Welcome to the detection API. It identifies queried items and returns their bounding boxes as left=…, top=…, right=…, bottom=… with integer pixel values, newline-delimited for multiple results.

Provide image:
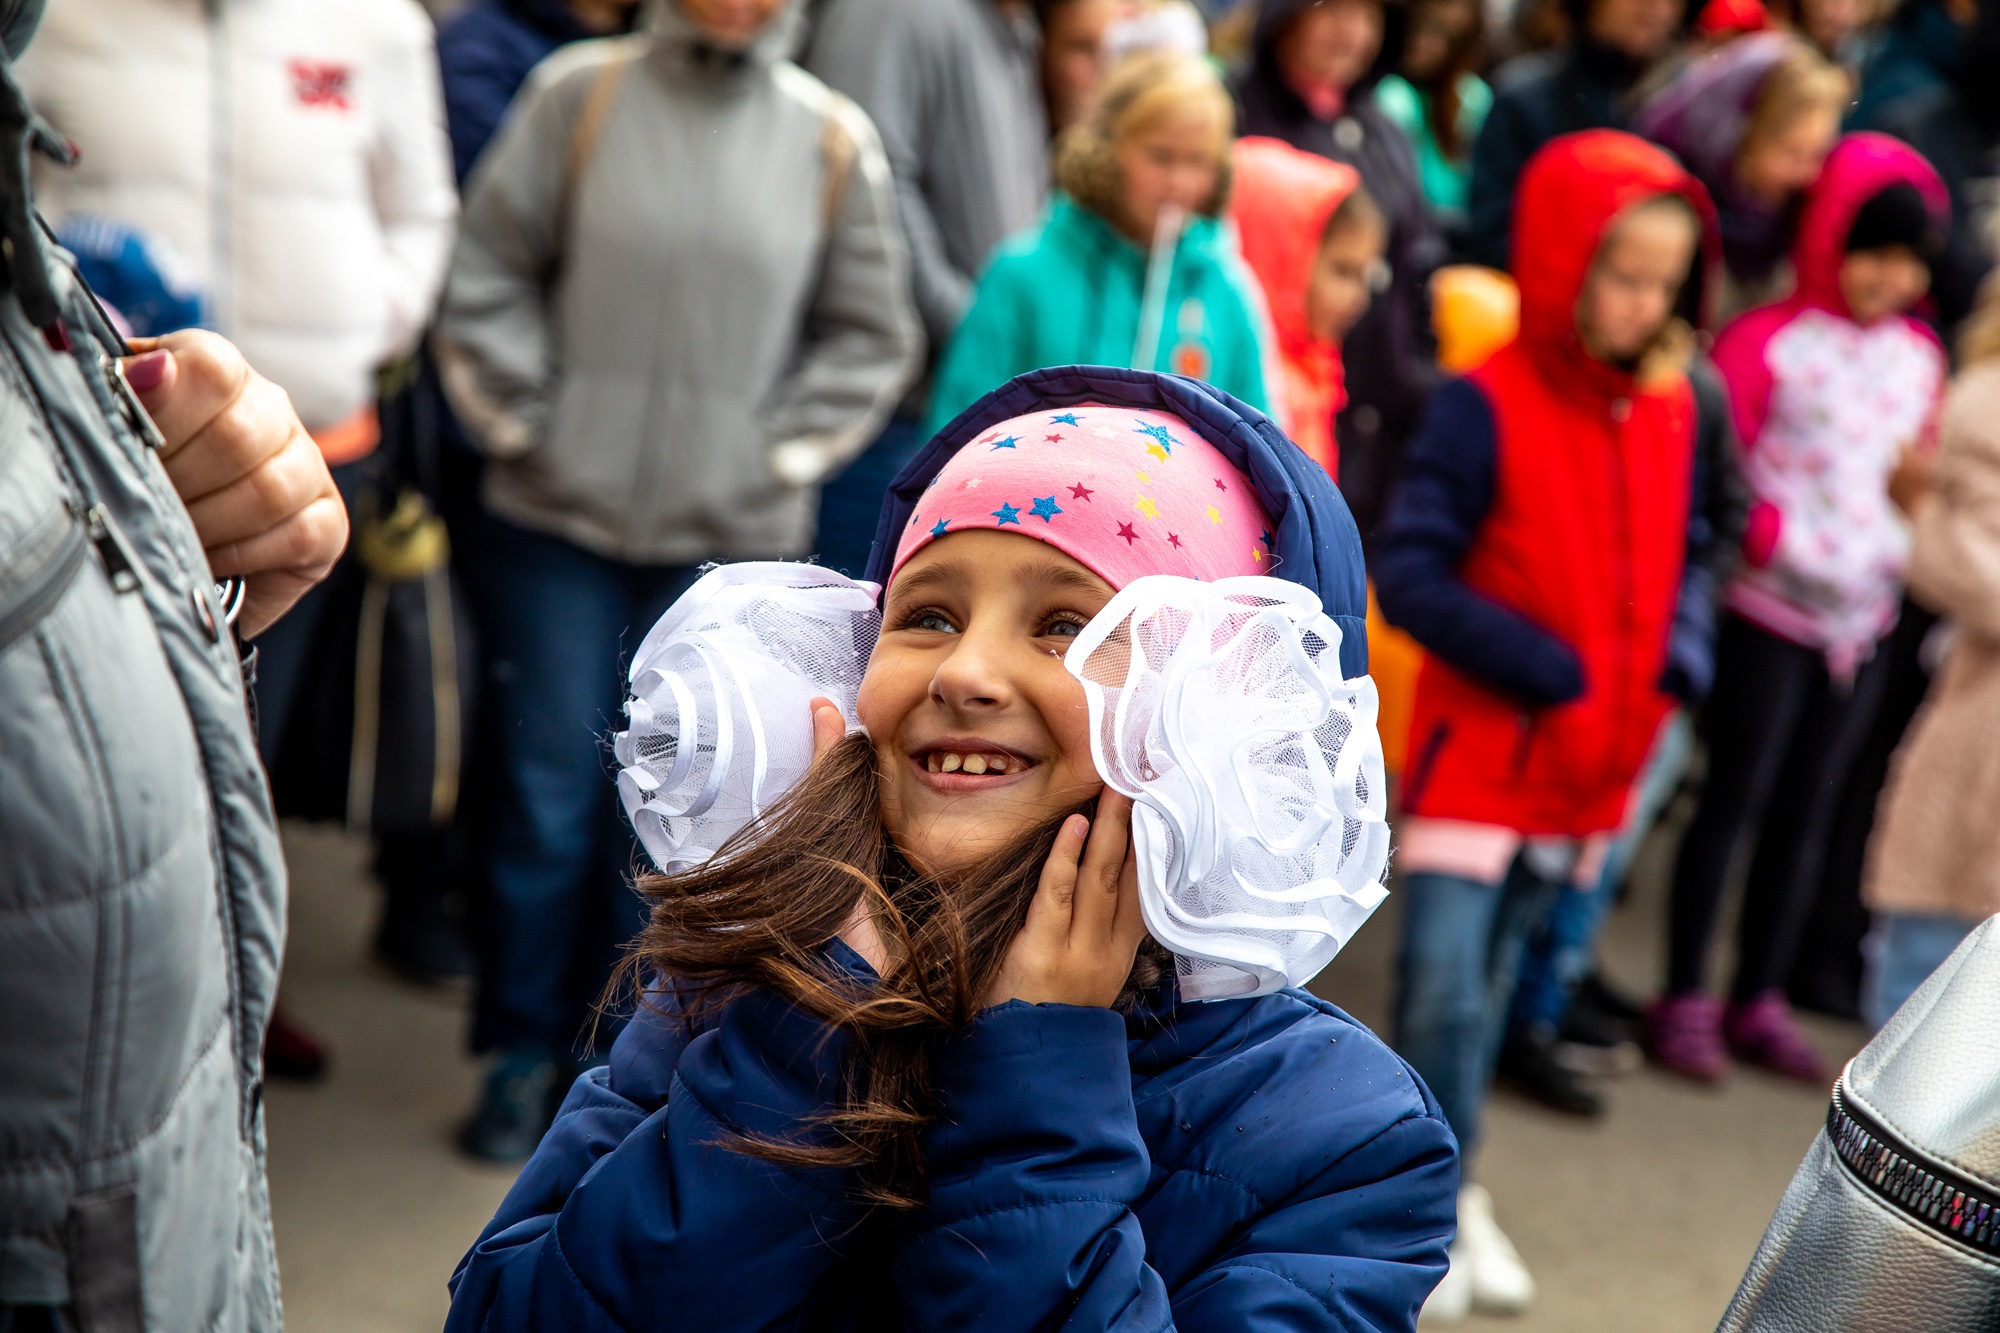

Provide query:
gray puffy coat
left=0, top=259, right=284, bottom=1323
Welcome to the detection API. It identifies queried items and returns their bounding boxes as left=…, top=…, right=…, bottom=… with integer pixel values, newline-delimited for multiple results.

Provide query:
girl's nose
left=929, top=629, right=1016, bottom=713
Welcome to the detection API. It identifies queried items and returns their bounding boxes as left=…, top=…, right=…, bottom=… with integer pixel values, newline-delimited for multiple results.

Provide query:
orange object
left=1227, top=136, right=1358, bottom=474
left=1366, top=582, right=1423, bottom=778
left=311, top=402, right=381, bottom=466
left=1430, top=265, right=1519, bottom=374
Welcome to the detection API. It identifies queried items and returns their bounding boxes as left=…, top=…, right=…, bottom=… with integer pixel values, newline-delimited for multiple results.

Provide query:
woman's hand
left=982, top=791, right=1146, bottom=1009
left=123, top=331, right=348, bottom=638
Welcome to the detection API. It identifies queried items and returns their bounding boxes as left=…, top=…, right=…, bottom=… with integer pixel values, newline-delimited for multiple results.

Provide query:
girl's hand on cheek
left=809, top=696, right=847, bottom=762
left=982, top=792, right=1147, bottom=1009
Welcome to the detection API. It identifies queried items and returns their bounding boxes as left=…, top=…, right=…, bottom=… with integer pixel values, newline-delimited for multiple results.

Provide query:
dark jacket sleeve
left=893, top=1001, right=1458, bottom=1332
left=1661, top=360, right=1747, bottom=704
left=443, top=983, right=866, bottom=1331
left=436, top=10, right=538, bottom=186
left=1463, top=76, right=1543, bottom=271
left=1374, top=377, right=1587, bottom=705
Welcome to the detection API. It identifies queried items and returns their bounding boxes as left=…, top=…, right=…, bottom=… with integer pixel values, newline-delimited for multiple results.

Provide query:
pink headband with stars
left=888, top=404, right=1276, bottom=590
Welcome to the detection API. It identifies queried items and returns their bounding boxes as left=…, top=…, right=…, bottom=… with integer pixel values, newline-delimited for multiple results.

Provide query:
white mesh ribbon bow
left=614, top=563, right=881, bottom=873
left=1064, top=575, right=1390, bottom=1000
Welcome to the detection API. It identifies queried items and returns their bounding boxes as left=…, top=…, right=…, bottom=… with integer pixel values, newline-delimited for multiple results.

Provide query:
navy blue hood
left=862, top=366, right=1371, bottom=678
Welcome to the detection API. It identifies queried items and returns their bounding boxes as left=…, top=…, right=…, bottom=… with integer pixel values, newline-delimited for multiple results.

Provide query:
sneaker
left=458, top=1049, right=566, bottom=1163
left=1498, top=1028, right=1604, bottom=1117
left=1457, top=1183, right=1535, bottom=1314
left=262, top=1004, right=329, bottom=1083
left=1644, top=991, right=1730, bottom=1084
left=1552, top=1000, right=1643, bottom=1077
left=1419, top=1244, right=1473, bottom=1324
left=1724, top=989, right=1830, bottom=1084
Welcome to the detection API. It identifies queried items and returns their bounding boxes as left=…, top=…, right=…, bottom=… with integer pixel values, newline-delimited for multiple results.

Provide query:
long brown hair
left=613, top=733, right=1161, bottom=1208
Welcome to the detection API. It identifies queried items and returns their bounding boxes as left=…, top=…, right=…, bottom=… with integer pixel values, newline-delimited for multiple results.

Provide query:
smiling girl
left=444, top=369, right=1458, bottom=1331
left=925, top=53, right=1271, bottom=430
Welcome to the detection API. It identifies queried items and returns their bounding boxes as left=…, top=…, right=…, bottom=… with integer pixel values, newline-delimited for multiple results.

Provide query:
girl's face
left=1279, top=0, right=1385, bottom=92
left=1402, top=0, right=1476, bottom=81
left=1114, top=107, right=1224, bottom=244
left=1840, top=246, right=1931, bottom=325
left=1044, top=0, right=1125, bottom=133
left=1574, top=200, right=1697, bottom=364
left=677, top=0, right=783, bottom=46
left=1736, top=105, right=1840, bottom=207
left=1306, top=215, right=1388, bottom=344
left=1799, top=0, right=1862, bottom=53
left=859, top=531, right=1115, bottom=873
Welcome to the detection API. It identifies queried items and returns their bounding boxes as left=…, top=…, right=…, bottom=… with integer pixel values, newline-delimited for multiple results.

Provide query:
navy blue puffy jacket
left=445, top=945, right=1458, bottom=1330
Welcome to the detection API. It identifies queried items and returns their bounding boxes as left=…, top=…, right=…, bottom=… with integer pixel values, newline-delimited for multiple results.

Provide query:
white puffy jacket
left=20, top=0, right=457, bottom=434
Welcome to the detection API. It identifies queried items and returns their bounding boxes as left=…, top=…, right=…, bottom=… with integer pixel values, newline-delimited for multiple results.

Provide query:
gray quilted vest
left=0, top=264, right=286, bottom=1324
left=1719, top=914, right=2000, bottom=1330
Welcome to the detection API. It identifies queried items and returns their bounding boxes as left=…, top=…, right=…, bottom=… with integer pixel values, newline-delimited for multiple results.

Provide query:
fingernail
left=122, top=349, right=169, bottom=393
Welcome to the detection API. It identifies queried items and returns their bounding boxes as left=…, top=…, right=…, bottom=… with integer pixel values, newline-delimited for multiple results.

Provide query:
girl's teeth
left=941, top=753, right=962, bottom=773
left=963, top=754, right=988, bottom=775
left=988, top=755, right=1008, bottom=773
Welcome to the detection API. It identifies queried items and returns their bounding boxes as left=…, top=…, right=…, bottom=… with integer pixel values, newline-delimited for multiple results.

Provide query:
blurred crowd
left=20, top=0, right=1999, bottom=1320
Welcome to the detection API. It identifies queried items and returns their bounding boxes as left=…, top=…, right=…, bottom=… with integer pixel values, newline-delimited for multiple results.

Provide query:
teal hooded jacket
left=926, top=195, right=1271, bottom=433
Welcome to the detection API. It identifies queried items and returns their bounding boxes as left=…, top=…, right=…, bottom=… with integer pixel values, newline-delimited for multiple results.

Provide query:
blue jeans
left=1861, top=911, right=1977, bottom=1030
left=1511, top=711, right=1695, bottom=1033
left=1394, top=856, right=1562, bottom=1154
left=814, top=412, right=927, bottom=577
left=473, top=517, right=701, bottom=1058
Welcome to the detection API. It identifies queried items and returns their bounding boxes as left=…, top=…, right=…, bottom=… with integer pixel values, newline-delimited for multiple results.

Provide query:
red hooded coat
left=1390, top=131, right=1715, bottom=835
left=1227, top=137, right=1358, bottom=473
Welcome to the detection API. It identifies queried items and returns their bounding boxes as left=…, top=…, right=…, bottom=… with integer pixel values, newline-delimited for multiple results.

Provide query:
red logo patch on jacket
left=287, top=59, right=352, bottom=110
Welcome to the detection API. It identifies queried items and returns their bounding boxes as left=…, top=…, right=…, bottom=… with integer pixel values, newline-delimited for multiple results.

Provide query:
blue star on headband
left=1134, top=421, right=1175, bottom=453
left=1049, top=412, right=1081, bottom=426
left=1030, top=495, right=1062, bottom=522
left=991, top=502, right=1022, bottom=525
left=930, top=518, right=950, bottom=536
left=988, top=435, right=1020, bottom=451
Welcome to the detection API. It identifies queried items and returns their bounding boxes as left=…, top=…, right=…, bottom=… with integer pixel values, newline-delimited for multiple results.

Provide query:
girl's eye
left=906, top=609, right=959, bottom=634
left=1043, top=617, right=1085, bottom=640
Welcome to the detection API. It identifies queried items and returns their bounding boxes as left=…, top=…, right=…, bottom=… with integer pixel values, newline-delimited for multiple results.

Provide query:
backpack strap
left=557, top=46, right=635, bottom=254
left=817, top=104, right=859, bottom=233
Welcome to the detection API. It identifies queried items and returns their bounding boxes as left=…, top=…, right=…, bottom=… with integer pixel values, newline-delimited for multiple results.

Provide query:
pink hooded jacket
left=1712, top=133, right=1949, bottom=678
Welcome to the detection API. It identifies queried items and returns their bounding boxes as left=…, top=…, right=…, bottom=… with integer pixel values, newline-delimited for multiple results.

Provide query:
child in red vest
left=1376, top=130, right=1714, bottom=1321
left=1227, top=136, right=1389, bottom=476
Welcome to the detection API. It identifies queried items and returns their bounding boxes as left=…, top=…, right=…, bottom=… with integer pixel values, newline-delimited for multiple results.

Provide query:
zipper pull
left=83, top=504, right=141, bottom=593
left=104, top=353, right=168, bottom=451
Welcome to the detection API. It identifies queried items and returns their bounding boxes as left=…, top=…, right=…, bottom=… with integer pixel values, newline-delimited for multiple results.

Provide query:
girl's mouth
left=909, top=743, right=1038, bottom=787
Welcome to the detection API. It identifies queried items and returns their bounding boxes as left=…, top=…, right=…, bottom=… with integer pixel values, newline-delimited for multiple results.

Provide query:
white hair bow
left=1064, top=576, right=1390, bottom=999
left=613, top=563, right=879, bottom=873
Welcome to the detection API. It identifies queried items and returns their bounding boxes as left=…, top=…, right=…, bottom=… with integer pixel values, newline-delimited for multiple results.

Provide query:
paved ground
left=267, top=813, right=1863, bottom=1332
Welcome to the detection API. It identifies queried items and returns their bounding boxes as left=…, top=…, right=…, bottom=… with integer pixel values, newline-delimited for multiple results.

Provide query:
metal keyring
left=215, top=577, right=247, bottom=628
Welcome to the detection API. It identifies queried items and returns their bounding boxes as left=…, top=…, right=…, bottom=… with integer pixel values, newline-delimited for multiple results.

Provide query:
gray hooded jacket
left=0, top=70, right=284, bottom=1333
left=436, top=0, right=920, bottom=565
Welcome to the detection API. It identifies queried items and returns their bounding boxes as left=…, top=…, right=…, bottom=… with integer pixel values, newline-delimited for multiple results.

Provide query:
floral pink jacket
left=1712, top=134, right=1948, bottom=679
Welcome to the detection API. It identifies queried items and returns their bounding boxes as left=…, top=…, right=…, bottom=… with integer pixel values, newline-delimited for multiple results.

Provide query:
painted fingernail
left=122, top=349, right=169, bottom=393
